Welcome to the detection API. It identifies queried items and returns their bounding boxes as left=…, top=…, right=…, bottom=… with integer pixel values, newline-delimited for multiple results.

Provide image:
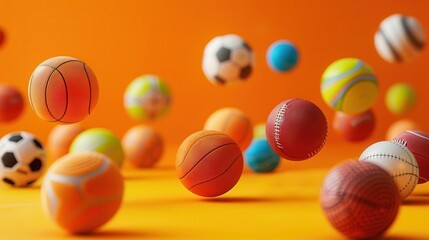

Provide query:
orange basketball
left=204, top=107, right=253, bottom=151
left=28, top=56, right=99, bottom=123
left=41, top=152, right=123, bottom=233
left=176, top=130, right=243, bottom=197
left=47, top=123, right=86, bottom=162
left=122, top=125, right=164, bottom=168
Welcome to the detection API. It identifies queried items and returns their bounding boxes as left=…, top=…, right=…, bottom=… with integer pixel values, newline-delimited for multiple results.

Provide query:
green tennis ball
left=253, top=123, right=266, bottom=139
left=124, top=75, right=171, bottom=121
left=385, top=83, right=417, bottom=115
left=69, top=128, right=124, bottom=167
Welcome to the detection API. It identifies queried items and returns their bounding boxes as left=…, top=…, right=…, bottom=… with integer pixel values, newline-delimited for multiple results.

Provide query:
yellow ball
left=385, top=83, right=417, bottom=115
left=253, top=122, right=266, bottom=139
left=321, top=58, right=378, bottom=114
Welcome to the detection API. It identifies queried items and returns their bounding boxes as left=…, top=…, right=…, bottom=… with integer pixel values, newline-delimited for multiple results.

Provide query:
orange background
left=1, top=0, right=429, bottom=156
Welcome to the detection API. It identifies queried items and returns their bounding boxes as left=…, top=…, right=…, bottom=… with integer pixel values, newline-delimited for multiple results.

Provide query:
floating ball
left=321, top=58, right=378, bottom=114
left=385, top=83, right=417, bottom=115
left=41, top=152, right=123, bottom=233
left=28, top=56, right=99, bottom=123
left=359, top=141, right=419, bottom=200
left=253, top=122, right=266, bottom=139
left=0, top=131, right=46, bottom=187
left=204, top=107, right=253, bottom=151
left=375, top=14, right=425, bottom=63
left=266, top=98, right=327, bottom=161
left=176, top=130, right=243, bottom=197
left=122, top=125, right=164, bottom=168
left=124, top=75, right=171, bottom=121
left=47, top=123, right=86, bottom=162
left=394, top=130, right=429, bottom=184
left=386, top=119, right=420, bottom=140
left=0, top=85, right=24, bottom=122
left=266, top=40, right=299, bottom=72
left=0, top=28, right=5, bottom=47
left=333, top=109, right=375, bottom=142
left=202, top=34, right=254, bottom=85
left=70, top=128, right=124, bottom=168
left=321, top=161, right=400, bottom=239
left=244, top=138, right=280, bottom=173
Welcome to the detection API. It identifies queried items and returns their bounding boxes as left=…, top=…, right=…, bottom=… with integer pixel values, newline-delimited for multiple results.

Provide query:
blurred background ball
left=394, top=130, right=429, bottom=184
left=359, top=141, right=419, bottom=200
left=0, top=131, right=46, bottom=187
left=47, top=123, right=86, bottom=162
left=253, top=122, right=266, bottom=139
left=321, top=161, right=400, bottom=239
left=0, top=28, right=5, bottom=47
left=28, top=56, right=99, bottom=123
left=0, top=85, right=24, bottom=123
left=204, top=107, right=253, bottom=151
left=375, top=14, right=425, bottom=63
left=321, top=58, right=378, bottom=114
left=266, top=40, right=299, bottom=72
left=70, top=128, right=124, bottom=168
left=333, top=109, right=375, bottom=142
left=244, top=138, right=280, bottom=173
left=41, top=152, right=123, bottom=233
left=202, top=34, right=254, bottom=85
left=122, top=125, right=164, bottom=168
left=385, top=83, right=417, bottom=115
left=266, top=98, right=327, bottom=161
left=176, top=130, right=243, bottom=197
left=124, top=75, right=171, bottom=121
left=386, top=119, right=421, bottom=140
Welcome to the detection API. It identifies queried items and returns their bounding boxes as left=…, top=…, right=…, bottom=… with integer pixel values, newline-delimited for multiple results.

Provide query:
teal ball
left=266, top=40, right=299, bottom=72
left=244, top=138, right=280, bottom=173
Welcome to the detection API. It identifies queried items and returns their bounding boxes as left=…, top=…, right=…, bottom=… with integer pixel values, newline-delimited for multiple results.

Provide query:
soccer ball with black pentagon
left=202, top=34, right=254, bottom=85
left=0, top=131, right=46, bottom=187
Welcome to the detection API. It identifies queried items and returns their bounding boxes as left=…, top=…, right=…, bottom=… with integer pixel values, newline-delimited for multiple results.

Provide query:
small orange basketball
left=47, top=123, right=86, bottom=162
left=176, top=130, right=243, bottom=197
left=122, top=125, right=164, bottom=168
left=28, top=56, right=99, bottom=123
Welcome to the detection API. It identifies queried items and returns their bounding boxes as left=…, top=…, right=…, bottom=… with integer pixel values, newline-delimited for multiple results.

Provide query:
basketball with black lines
left=375, top=14, right=425, bottom=63
left=204, top=107, right=253, bottom=151
left=176, top=130, right=243, bottom=197
left=359, top=140, right=419, bottom=200
left=321, top=161, right=400, bottom=239
left=28, top=56, right=99, bottom=123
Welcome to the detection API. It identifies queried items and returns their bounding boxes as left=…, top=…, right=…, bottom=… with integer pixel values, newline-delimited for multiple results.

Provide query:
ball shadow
left=200, top=195, right=316, bottom=204
left=402, top=197, right=429, bottom=206
left=68, top=229, right=163, bottom=239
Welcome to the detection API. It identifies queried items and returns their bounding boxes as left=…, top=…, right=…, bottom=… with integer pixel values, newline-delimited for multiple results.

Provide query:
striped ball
left=321, top=58, right=378, bottom=114
left=375, top=14, right=425, bottom=63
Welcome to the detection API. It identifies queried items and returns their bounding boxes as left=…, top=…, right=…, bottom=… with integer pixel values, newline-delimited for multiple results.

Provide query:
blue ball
left=266, top=40, right=299, bottom=72
left=244, top=138, right=280, bottom=173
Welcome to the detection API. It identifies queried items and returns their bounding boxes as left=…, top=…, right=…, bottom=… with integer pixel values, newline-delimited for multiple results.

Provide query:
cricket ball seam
left=274, top=103, right=287, bottom=150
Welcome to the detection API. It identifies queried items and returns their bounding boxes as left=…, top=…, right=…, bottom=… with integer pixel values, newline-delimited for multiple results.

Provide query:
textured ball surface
left=204, top=107, right=253, bottom=151
left=266, top=40, right=299, bottom=72
left=0, top=85, right=24, bottom=122
left=394, top=130, right=429, bottom=183
left=70, top=128, right=124, bottom=168
left=124, top=75, right=171, bottom=121
left=0, top=131, right=46, bottom=187
left=122, top=125, right=164, bottom=168
left=385, top=83, right=417, bottom=115
left=359, top=141, right=419, bottom=200
left=47, top=123, right=86, bottom=162
left=202, top=34, right=254, bottom=85
left=321, top=161, right=400, bottom=239
left=386, top=119, right=420, bottom=140
left=41, top=152, right=123, bottom=233
left=266, top=98, right=327, bottom=161
left=321, top=58, right=378, bottom=114
left=28, top=56, right=99, bottom=123
left=176, top=130, right=243, bottom=197
left=333, top=109, right=375, bottom=142
left=375, top=14, right=425, bottom=63
left=244, top=138, right=280, bottom=173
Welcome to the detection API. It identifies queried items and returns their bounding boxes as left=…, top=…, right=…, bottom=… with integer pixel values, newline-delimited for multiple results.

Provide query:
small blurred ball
left=386, top=119, right=421, bottom=140
left=0, top=85, right=24, bottom=123
left=47, top=123, right=86, bottom=162
left=266, top=40, right=299, bottom=72
left=385, top=83, right=417, bottom=115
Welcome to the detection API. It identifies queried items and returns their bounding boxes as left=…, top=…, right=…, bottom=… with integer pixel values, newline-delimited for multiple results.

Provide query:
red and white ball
left=333, top=109, right=375, bottom=142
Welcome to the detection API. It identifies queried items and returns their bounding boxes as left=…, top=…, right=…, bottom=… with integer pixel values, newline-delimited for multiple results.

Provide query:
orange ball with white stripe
left=28, top=56, right=99, bottom=123
left=41, top=152, right=124, bottom=233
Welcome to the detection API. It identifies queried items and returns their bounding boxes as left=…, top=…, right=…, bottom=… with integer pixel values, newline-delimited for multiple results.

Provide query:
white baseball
left=359, top=140, right=419, bottom=200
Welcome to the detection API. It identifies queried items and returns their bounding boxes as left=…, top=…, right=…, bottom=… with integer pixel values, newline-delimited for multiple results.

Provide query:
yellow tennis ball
left=321, top=58, right=378, bottom=114
left=385, top=83, right=417, bottom=115
left=253, top=122, right=266, bottom=139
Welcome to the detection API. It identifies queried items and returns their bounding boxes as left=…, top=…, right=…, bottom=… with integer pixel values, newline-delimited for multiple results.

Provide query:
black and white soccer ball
left=202, top=34, right=255, bottom=85
left=0, top=131, right=46, bottom=187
